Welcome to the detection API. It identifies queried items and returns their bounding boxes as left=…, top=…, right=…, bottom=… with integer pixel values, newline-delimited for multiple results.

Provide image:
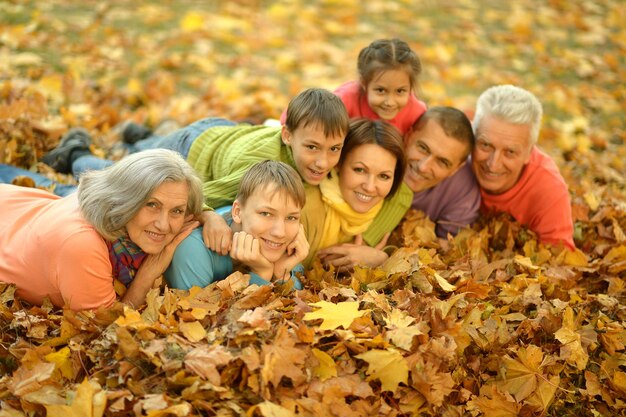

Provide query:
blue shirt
left=165, top=226, right=303, bottom=290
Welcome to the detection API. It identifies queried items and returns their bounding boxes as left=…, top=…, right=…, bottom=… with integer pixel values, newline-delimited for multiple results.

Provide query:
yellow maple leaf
left=384, top=309, right=424, bottom=350
left=554, top=307, right=589, bottom=370
left=355, top=348, right=408, bottom=392
left=496, top=344, right=544, bottom=401
left=45, top=379, right=106, bottom=417
left=45, top=347, right=75, bottom=380
left=303, top=301, right=367, bottom=330
left=311, top=348, right=337, bottom=381
left=525, top=375, right=560, bottom=411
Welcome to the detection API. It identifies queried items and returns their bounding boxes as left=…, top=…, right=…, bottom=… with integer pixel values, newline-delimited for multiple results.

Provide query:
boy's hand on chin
left=230, top=231, right=273, bottom=280
left=274, top=224, right=309, bottom=280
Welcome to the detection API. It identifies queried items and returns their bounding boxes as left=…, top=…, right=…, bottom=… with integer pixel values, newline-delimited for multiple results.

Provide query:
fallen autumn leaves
left=1, top=209, right=625, bottom=416
left=1, top=1, right=626, bottom=415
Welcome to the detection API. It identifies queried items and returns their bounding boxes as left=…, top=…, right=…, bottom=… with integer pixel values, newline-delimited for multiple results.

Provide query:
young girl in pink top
left=334, top=38, right=427, bottom=135
left=279, top=39, right=426, bottom=135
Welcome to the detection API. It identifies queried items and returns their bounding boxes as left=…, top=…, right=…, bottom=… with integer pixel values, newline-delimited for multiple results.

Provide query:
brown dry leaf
left=233, top=283, right=273, bottom=309
left=411, top=358, right=455, bottom=407
left=261, top=326, right=307, bottom=388
left=612, top=371, right=626, bottom=395
left=467, top=385, right=521, bottom=417
left=9, top=360, right=56, bottom=397
left=184, top=345, right=233, bottom=385
left=237, top=306, right=271, bottom=330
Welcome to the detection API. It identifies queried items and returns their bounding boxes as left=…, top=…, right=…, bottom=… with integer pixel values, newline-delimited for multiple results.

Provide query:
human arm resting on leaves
left=317, top=232, right=390, bottom=272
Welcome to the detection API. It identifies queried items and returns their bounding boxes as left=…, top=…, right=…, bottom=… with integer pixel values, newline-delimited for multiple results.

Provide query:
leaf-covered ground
left=1, top=1, right=625, bottom=416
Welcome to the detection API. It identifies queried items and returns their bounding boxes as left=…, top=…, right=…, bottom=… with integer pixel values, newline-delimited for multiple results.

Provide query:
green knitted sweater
left=187, top=125, right=296, bottom=210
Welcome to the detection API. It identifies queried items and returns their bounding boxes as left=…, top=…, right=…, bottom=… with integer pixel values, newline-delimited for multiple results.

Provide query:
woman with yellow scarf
left=301, top=118, right=406, bottom=268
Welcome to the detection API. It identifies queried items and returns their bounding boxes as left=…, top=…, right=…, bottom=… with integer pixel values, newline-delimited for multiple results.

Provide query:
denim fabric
left=131, top=117, right=237, bottom=157
left=0, top=164, right=77, bottom=197
left=71, top=117, right=237, bottom=176
left=71, top=155, right=114, bottom=177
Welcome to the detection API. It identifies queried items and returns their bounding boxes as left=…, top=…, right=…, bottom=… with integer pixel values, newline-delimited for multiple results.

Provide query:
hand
left=230, top=231, right=273, bottom=280
left=122, top=219, right=200, bottom=308
left=274, top=224, right=309, bottom=281
left=200, top=210, right=232, bottom=255
left=317, top=232, right=390, bottom=272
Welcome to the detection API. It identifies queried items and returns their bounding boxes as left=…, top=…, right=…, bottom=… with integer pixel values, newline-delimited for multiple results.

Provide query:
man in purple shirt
left=404, top=106, right=480, bottom=238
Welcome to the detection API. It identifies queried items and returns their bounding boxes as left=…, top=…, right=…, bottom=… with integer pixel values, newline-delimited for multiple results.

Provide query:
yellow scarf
left=319, top=170, right=383, bottom=248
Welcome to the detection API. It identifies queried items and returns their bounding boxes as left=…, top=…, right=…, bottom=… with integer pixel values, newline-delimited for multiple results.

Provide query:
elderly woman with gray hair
left=0, top=149, right=203, bottom=310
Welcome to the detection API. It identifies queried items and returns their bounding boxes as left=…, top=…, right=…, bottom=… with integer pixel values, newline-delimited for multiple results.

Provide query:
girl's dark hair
left=357, top=38, right=422, bottom=91
left=339, top=118, right=406, bottom=198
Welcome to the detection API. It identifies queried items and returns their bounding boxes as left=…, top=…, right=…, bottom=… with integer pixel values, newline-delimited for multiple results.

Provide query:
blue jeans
left=0, top=164, right=77, bottom=196
left=72, top=117, right=237, bottom=177
left=0, top=118, right=238, bottom=196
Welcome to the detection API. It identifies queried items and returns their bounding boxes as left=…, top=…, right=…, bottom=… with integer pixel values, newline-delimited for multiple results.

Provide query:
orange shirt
left=480, top=147, right=575, bottom=250
left=0, top=185, right=116, bottom=310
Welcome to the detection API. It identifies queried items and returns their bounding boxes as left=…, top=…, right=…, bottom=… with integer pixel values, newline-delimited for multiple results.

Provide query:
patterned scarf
left=106, top=236, right=147, bottom=287
left=318, top=170, right=383, bottom=248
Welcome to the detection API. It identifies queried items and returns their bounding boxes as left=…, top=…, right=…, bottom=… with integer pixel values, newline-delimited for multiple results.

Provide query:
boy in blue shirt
left=165, top=160, right=308, bottom=290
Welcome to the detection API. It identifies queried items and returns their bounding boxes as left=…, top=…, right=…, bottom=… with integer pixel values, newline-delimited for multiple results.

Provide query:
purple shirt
left=411, top=162, right=481, bottom=238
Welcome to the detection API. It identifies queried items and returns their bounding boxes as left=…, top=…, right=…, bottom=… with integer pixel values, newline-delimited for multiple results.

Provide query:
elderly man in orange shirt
left=471, top=85, right=575, bottom=249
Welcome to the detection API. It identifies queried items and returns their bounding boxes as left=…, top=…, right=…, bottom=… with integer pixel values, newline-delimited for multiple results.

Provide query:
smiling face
left=125, top=181, right=189, bottom=254
left=471, top=115, right=533, bottom=195
left=232, top=185, right=301, bottom=262
left=338, top=143, right=396, bottom=213
left=365, top=68, right=411, bottom=121
left=282, top=123, right=345, bottom=185
left=404, top=119, right=469, bottom=193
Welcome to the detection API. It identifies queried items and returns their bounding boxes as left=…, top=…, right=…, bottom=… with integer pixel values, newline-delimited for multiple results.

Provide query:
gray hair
left=77, top=149, right=203, bottom=241
left=472, top=85, right=543, bottom=145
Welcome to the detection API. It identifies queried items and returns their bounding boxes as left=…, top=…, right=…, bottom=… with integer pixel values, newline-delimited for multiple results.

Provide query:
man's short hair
left=412, top=106, right=475, bottom=162
left=284, top=88, right=349, bottom=138
left=472, top=85, right=543, bottom=145
left=237, top=160, right=306, bottom=209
